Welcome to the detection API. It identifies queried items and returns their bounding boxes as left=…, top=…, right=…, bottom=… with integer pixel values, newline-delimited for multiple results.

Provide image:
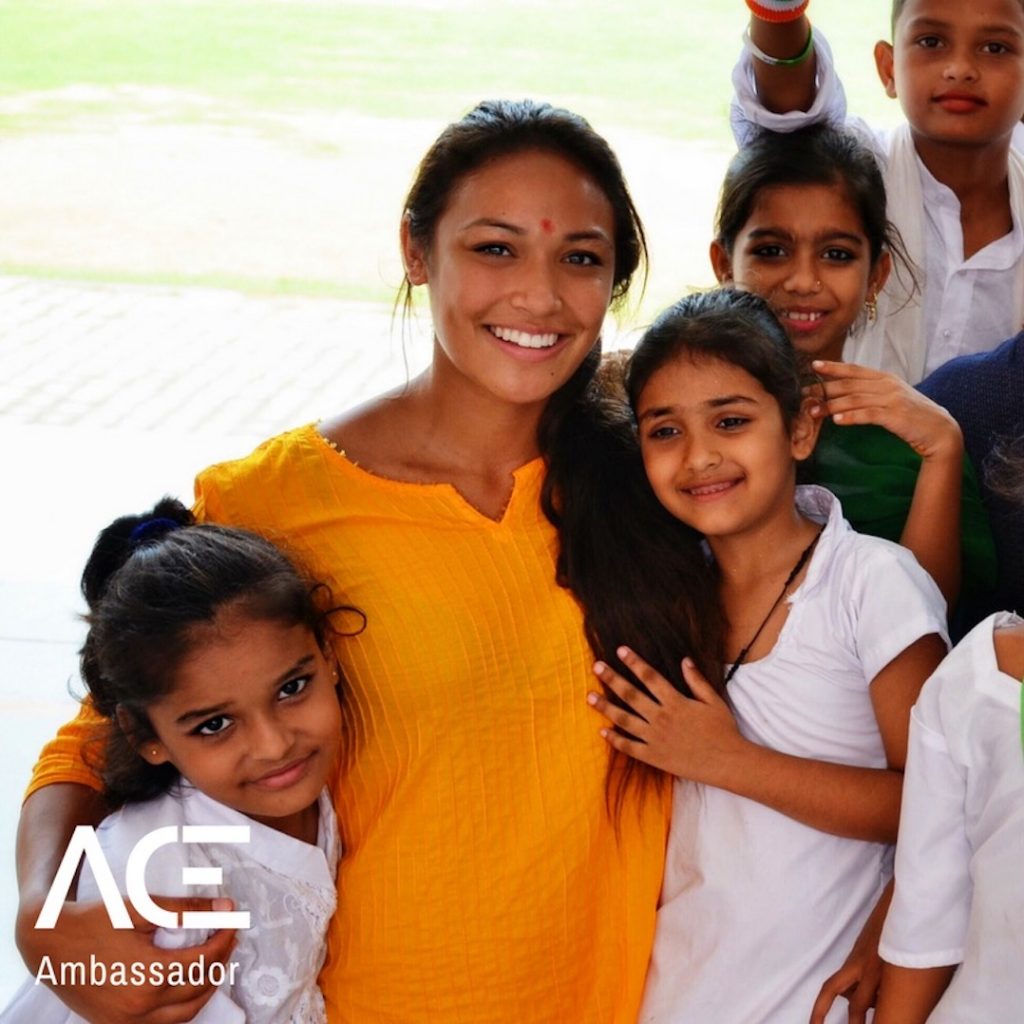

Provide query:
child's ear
left=709, top=239, right=733, bottom=284
left=400, top=214, right=428, bottom=286
left=790, top=396, right=823, bottom=462
left=117, top=707, right=171, bottom=765
left=869, top=250, right=893, bottom=297
left=874, top=40, right=898, bottom=99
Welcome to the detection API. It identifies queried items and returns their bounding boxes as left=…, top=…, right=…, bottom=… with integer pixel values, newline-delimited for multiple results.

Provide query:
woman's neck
left=404, top=362, right=546, bottom=477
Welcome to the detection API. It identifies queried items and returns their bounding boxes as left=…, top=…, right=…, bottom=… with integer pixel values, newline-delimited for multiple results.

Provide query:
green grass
left=0, top=0, right=897, bottom=141
left=0, top=262, right=398, bottom=303
left=0, top=0, right=899, bottom=297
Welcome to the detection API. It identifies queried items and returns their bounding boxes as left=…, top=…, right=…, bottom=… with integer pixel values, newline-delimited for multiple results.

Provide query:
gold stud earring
left=865, top=294, right=878, bottom=323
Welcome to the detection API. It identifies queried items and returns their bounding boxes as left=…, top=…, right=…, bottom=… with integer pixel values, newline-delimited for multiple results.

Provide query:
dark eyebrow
left=746, top=227, right=865, bottom=246
left=637, top=394, right=758, bottom=423
left=906, top=17, right=1022, bottom=36
left=461, top=218, right=524, bottom=234
left=174, top=653, right=317, bottom=725
left=459, top=220, right=613, bottom=245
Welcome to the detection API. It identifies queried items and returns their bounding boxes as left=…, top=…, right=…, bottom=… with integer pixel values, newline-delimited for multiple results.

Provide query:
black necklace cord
left=723, top=527, right=824, bottom=685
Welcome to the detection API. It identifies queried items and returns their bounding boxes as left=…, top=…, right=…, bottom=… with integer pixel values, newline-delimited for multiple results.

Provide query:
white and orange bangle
left=746, top=0, right=809, bottom=24
left=742, top=24, right=814, bottom=66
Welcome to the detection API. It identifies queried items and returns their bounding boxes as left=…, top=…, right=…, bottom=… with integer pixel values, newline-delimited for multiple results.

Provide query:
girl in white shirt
left=875, top=444, right=1024, bottom=1023
left=2, top=498, right=346, bottom=1024
left=583, top=288, right=949, bottom=1023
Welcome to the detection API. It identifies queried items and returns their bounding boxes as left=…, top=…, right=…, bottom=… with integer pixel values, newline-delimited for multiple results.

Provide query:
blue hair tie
left=129, top=517, right=182, bottom=546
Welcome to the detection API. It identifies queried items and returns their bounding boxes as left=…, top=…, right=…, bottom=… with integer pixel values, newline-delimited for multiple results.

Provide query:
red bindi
left=540, top=218, right=554, bottom=234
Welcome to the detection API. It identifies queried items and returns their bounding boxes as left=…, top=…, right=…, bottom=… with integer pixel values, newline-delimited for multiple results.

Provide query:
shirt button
left=943, top=329, right=952, bottom=338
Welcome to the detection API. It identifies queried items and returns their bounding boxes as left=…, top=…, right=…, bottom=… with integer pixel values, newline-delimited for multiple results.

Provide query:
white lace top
left=2, top=782, right=339, bottom=1023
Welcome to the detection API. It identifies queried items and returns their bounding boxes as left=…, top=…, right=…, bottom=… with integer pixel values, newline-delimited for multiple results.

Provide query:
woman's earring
left=865, top=294, right=878, bottom=323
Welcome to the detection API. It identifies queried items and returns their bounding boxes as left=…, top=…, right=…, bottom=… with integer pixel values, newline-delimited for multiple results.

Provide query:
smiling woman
left=12, top=99, right=712, bottom=1024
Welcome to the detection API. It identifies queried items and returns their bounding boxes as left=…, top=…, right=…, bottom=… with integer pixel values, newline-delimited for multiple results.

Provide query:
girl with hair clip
left=3, top=498, right=345, bottom=1023
left=874, top=440, right=1024, bottom=1023
left=13, top=100, right=713, bottom=1023
left=711, top=122, right=997, bottom=630
left=577, top=289, right=949, bottom=1022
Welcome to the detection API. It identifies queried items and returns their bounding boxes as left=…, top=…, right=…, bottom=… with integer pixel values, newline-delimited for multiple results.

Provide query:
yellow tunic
left=28, top=424, right=669, bottom=1022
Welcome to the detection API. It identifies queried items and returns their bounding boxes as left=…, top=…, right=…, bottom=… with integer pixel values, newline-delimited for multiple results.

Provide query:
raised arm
left=745, top=1, right=817, bottom=113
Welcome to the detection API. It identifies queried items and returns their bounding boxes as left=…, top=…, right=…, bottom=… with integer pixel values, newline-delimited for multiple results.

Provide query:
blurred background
left=0, top=0, right=895, bottom=998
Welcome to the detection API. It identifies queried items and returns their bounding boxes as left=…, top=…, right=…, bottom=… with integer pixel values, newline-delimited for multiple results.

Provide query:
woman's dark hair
left=80, top=497, right=346, bottom=808
left=402, top=101, right=649, bottom=532
left=545, top=289, right=807, bottom=817
left=542, top=352, right=725, bottom=821
left=399, top=97, right=647, bottom=317
left=628, top=288, right=804, bottom=427
left=715, top=123, right=910, bottom=280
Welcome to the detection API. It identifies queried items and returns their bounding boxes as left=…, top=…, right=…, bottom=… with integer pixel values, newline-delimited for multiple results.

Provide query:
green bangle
left=742, top=25, right=814, bottom=67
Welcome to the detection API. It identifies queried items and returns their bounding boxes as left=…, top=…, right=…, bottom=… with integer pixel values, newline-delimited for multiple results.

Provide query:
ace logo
left=36, top=824, right=252, bottom=930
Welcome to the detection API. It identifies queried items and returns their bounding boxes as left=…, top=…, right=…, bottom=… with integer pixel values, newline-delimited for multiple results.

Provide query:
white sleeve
left=879, top=701, right=971, bottom=966
left=729, top=29, right=848, bottom=147
left=849, top=546, right=949, bottom=683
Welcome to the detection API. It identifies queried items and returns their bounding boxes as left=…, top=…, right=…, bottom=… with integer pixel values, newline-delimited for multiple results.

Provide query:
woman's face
left=403, top=149, right=617, bottom=410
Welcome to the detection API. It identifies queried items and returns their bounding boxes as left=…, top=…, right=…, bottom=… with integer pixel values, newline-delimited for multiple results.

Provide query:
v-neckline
left=312, top=423, right=543, bottom=526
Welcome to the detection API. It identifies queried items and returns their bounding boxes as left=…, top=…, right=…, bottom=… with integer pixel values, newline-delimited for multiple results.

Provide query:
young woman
left=5, top=498, right=343, bottom=1023
left=14, top=99, right=710, bottom=1024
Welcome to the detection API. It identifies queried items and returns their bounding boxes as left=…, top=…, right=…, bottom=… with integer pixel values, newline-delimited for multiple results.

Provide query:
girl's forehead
left=641, top=352, right=767, bottom=403
left=745, top=181, right=865, bottom=234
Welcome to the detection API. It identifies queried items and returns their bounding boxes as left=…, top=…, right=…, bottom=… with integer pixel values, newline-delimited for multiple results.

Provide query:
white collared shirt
left=640, top=486, right=949, bottom=1024
left=881, top=611, right=1024, bottom=1023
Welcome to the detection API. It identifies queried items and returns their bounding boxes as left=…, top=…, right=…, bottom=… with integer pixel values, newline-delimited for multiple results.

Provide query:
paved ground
left=0, top=274, right=429, bottom=998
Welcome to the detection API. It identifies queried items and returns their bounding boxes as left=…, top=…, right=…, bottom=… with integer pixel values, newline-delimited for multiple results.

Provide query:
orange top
left=28, top=424, right=669, bottom=1023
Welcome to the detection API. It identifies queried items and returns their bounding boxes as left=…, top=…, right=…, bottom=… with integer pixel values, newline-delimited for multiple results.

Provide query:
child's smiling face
left=141, top=608, right=342, bottom=841
left=635, top=354, right=817, bottom=544
left=711, top=182, right=890, bottom=363
left=877, top=0, right=1024, bottom=150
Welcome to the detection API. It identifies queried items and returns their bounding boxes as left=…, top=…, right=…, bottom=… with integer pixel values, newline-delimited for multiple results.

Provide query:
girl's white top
left=639, top=486, right=949, bottom=1024
left=1, top=782, right=339, bottom=1024
left=880, top=611, right=1024, bottom=1023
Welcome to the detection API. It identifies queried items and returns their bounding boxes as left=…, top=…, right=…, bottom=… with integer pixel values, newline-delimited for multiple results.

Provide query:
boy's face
left=876, top=0, right=1024, bottom=148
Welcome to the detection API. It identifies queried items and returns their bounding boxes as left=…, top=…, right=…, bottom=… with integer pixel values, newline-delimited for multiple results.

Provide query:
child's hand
left=588, top=649, right=744, bottom=782
left=807, top=360, right=963, bottom=463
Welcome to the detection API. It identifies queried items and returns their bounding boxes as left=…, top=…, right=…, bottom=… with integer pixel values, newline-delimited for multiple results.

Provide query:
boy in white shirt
left=734, top=0, right=1024, bottom=383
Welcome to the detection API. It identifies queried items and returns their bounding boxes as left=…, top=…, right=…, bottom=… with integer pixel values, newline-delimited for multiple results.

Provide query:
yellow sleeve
left=24, top=700, right=107, bottom=801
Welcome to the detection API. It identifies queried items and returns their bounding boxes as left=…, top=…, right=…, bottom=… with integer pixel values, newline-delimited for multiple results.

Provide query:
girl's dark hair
left=400, top=97, right=647, bottom=317
left=80, top=497, right=345, bottom=808
left=545, top=289, right=806, bottom=816
left=628, top=288, right=804, bottom=427
left=715, top=123, right=910, bottom=280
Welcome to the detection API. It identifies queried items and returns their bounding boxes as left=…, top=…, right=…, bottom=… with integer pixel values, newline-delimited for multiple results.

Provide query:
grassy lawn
left=0, top=0, right=897, bottom=138
left=0, top=0, right=898, bottom=301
